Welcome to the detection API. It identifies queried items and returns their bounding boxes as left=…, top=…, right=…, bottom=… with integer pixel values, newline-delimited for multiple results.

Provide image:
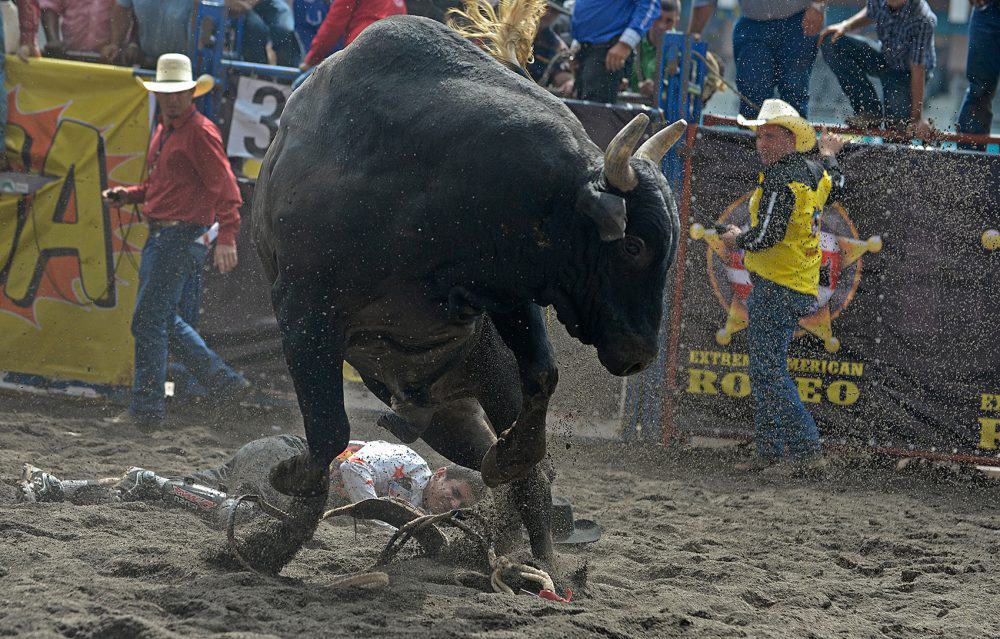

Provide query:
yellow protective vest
left=743, top=168, right=832, bottom=296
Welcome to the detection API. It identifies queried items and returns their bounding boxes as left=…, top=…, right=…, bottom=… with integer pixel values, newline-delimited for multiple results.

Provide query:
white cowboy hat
left=736, top=98, right=816, bottom=153
left=138, top=53, right=215, bottom=97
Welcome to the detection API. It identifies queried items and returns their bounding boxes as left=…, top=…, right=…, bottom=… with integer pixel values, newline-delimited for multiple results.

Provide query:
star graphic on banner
left=690, top=214, right=882, bottom=353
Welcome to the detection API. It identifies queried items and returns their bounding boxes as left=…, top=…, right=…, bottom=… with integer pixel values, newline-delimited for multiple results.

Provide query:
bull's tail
left=447, top=0, right=547, bottom=71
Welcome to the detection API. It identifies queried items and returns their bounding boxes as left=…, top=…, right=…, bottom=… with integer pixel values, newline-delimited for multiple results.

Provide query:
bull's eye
left=623, top=235, right=645, bottom=258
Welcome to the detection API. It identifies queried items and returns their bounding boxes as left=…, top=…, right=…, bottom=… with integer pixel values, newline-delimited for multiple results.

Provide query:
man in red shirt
left=299, top=0, right=406, bottom=70
left=102, top=53, right=250, bottom=427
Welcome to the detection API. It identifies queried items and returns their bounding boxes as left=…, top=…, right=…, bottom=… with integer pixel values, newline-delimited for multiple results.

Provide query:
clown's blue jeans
left=746, top=275, right=821, bottom=459
left=957, top=3, right=1000, bottom=136
left=130, top=225, right=245, bottom=419
left=732, top=10, right=818, bottom=119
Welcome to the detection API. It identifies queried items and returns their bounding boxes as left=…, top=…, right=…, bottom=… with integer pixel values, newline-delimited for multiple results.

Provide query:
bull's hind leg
left=268, top=272, right=350, bottom=497
left=480, top=304, right=557, bottom=488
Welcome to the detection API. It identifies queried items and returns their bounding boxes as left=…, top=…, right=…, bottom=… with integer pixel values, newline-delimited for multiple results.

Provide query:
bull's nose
left=597, top=347, right=653, bottom=376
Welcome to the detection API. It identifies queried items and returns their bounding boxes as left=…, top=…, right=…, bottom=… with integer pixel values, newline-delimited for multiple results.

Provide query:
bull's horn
left=603, top=113, right=649, bottom=192
left=634, top=120, right=688, bottom=165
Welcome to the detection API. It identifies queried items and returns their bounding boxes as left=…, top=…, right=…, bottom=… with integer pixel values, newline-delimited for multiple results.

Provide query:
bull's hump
left=353, top=15, right=476, bottom=61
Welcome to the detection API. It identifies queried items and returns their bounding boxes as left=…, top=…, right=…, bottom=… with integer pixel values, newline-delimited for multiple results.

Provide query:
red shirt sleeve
left=191, top=121, right=243, bottom=246
left=16, top=0, right=41, bottom=47
left=305, top=0, right=358, bottom=66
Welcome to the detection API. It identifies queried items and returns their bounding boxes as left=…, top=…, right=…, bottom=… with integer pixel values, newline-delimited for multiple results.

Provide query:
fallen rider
left=17, top=434, right=487, bottom=529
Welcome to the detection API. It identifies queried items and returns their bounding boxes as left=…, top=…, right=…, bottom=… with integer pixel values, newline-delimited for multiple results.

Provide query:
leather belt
left=147, top=219, right=184, bottom=233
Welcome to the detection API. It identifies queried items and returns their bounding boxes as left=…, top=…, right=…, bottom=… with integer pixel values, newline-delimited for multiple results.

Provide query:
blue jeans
left=575, top=42, right=632, bottom=104
left=130, top=225, right=245, bottom=419
left=243, top=0, right=303, bottom=67
left=167, top=263, right=210, bottom=399
left=957, top=3, right=1000, bottom=135
left=821, top=35, right=913, bottom=126
left=746, top=275, right=821, bottom=460
left=732, top=10, right=818, bottom=119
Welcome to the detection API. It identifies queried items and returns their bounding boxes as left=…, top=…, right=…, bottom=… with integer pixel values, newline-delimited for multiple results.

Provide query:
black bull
left=252, top=16, right=683, bottom=559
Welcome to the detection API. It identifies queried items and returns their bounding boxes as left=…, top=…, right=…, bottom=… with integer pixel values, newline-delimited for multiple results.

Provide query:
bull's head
left=558, top=114, right=685, bottom=377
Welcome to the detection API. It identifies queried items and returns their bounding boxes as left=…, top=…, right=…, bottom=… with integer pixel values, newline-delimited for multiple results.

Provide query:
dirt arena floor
left=1, top=389, right=998, bottom=639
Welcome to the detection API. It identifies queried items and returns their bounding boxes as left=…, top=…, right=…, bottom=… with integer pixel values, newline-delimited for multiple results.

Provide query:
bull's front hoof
left=269, top=452, right=329, bottom=497
left=480, top=437, right=544, bottom=488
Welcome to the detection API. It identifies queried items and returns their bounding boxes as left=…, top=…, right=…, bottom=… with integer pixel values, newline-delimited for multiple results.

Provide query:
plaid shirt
left=867, top=0, right=937, bottom=71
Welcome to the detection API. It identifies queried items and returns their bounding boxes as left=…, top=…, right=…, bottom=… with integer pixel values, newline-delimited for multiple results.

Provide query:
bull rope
left=228, top=495, right=560, bottom=598
left=328, top=505, right=559, bottom=598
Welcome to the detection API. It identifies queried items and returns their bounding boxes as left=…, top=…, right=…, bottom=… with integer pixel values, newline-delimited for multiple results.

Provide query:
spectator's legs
left=130, top=228, right=207, bottom=420
left=732, top=17, right=777, bottom=119
left=241, top=9, right=270, bottom=64
left=957, top=4, right=1000, bottom=136
left=880, top=69, right=913, bottom=129
left=774, top=11, right=818, bottom=118
left=575, top=43, right=628, bottom=103
left=820, top=35, right=886, bottom=123
left=253, top=0, right=303, bottom=67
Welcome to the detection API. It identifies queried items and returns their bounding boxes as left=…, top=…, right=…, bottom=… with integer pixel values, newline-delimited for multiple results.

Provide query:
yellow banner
left=0, top=58, right=150, bottom=385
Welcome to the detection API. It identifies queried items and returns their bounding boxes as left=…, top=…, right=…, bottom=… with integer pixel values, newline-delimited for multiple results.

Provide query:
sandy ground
left=1, top=389, right=998, bottom=639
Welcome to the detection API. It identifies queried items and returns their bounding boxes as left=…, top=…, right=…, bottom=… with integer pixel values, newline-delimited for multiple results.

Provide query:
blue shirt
left=117, top=0, right=193, bottom=59
left=294, top=0, right=331, bottom=50
left=571, top=0, right=660, bottom=48
left=867, top=0, right=937, bottom=71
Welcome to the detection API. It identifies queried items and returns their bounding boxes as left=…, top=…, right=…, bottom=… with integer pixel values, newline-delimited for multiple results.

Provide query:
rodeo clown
left=17, top=433, right=486, bottom=528
left=719, top=99, right=847, bottom=472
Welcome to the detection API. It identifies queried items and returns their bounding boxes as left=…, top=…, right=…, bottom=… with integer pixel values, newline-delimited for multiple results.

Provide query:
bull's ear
left=575, top=182, right=626, bottom=242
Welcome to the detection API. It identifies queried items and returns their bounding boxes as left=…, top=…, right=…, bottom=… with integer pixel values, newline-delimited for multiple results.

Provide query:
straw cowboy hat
left=138, top=53, right=215, bottom=97
left=736, top=99, right=816, bottom=153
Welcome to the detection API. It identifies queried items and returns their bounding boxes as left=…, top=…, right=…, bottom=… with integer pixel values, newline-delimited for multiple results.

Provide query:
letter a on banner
left=0, top=58, right=149, bottom=387
left=4, top=120, right=114, bottom=306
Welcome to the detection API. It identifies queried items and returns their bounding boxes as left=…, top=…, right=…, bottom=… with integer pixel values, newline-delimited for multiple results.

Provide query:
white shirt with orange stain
left=336, top=440, right=432, bottom=509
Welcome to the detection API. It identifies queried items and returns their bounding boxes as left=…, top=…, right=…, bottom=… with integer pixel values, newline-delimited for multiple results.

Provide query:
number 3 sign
left=226, top=76, right=292, bottom=159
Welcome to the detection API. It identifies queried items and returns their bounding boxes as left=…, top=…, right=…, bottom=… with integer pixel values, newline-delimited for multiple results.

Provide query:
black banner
left=675, top=128, right=1000, bottom=460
